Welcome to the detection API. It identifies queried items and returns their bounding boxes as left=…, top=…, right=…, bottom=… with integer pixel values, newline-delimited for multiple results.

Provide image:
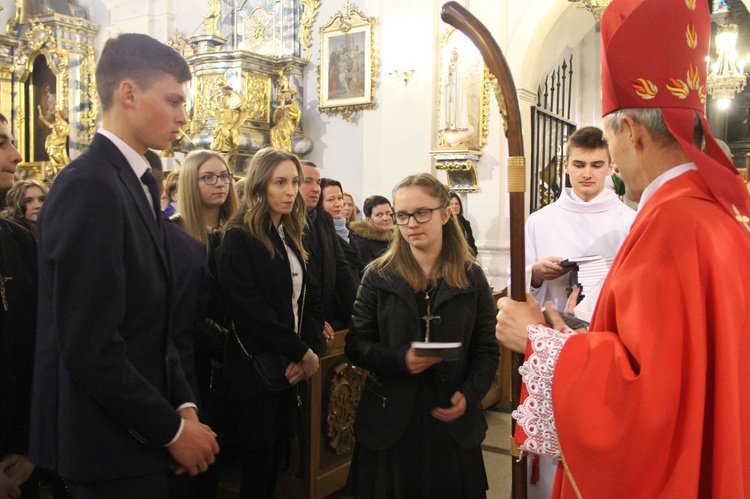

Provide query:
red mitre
left=601, top=0, right=750, bottom=242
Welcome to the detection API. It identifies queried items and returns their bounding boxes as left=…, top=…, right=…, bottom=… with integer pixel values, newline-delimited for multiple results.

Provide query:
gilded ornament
left=6, top=5, right=21, bottom=36
left=38, top=108, right=70, bottom=173
left=270, top=75, right=301, bottom=152
left=488, top=72, right=509, bottom=135
left=300, top=0, right=320, bottom=61
left=243, top=8, right=274, bottom=52
left=318, top=1, right=378, bottom=121
left=244, top=74, right=270, bottom=122
left=203, top=0, right=222, bottom=37
left=211, top=85, right=246, bottom=152
left=26, top=22, right=54, bottom=52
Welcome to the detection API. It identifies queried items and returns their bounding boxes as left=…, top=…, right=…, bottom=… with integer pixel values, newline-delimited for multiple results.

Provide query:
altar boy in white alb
left=526, top=126, right=636, bottom=317
left=521, top=126, right=635, bottom=498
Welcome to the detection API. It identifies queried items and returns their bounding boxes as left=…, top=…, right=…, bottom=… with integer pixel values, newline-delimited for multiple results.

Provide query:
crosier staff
left=440, top=3, right=527, bottom=498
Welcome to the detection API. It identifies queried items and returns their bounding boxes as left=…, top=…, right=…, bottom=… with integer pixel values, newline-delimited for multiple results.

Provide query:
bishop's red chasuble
left=550, top=171, right=750, bottom=497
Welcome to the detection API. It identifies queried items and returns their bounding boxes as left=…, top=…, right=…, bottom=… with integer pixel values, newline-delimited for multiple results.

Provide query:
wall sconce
left=389, top=69, right=415, bottom=86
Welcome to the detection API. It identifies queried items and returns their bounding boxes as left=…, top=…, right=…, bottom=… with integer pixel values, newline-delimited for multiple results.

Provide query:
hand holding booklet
left=411, top=341, right=462, bottom=361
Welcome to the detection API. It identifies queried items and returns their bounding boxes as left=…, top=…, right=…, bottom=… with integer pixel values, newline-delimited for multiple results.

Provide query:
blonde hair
left=343, top=191, right=359, bottom=223
left=369, top=173, right=472, bottom=291
left=226, top=147, right=308, bottom=260
left=176, top=150, right=238, bottom=248
left=234, top=176, right=247, bottom=204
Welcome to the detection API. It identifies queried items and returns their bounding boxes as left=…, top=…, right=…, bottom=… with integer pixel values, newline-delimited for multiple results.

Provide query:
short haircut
left=603, top=108, right=703, bottom=149
left=300, top=160, right=318, bottom=168
left=318, top=178, right=343, bottom=210
left=363, top=195, right=391, bottom=218
left=96, top=33, right=192, bottom=112
left=566, top=126, right=609, bottom=160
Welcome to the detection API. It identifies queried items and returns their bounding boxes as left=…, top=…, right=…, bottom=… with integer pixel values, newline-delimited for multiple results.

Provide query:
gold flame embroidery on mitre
left=632, top=78, right=658, bottom=99
left=686, top=23, right=697, bottom=48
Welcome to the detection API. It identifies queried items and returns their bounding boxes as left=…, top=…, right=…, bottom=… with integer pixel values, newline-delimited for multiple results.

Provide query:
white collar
left=97, top=128, right=150, bottom=179
left=638, top=163, right=697, bottom=211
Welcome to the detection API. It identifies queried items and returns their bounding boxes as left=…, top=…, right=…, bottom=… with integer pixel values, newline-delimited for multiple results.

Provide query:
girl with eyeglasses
left=345, top=173, right=499, bottom=498
left=170, top=150, right=238, bottom=496
left=216, top=147, right=324, bottom=498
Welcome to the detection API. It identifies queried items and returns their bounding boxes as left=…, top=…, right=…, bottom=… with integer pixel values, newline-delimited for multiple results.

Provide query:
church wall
left=0, top=0, right=603, bottom=290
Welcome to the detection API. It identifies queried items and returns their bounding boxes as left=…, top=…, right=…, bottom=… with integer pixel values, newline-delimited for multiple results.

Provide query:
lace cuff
left=512, top=324, right=573, bottom=458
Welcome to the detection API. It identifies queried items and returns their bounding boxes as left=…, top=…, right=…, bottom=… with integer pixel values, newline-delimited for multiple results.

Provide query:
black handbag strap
left=232, top=278, right=307, bottom=361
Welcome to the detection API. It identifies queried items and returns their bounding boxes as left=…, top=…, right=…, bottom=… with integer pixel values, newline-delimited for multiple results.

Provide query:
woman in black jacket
left=449, top=191, right=478, bottom=256
left=318, top=177, right=363, bottom=278
left=348, top=194, right=394, bottom=267
left=345, top=173, right=499, bottom=498
left=216, top=147, right=324, bottom=498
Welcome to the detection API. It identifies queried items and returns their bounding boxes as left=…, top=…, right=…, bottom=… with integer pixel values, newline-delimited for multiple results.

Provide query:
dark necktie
left=141, top=169, right=161, bottom=222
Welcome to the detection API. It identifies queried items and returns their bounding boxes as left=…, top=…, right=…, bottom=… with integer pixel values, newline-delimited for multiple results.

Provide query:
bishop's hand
left=495, top=293, right=545, bottom=353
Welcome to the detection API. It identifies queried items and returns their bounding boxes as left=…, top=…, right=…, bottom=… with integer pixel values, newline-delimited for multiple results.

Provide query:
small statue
left=160, top=126, right=194, bottom=157
left=211, top=85, right=245, bottom=152
left=203, top=0, right=221, bottom=37
left=270, top=75, right=301, bottom=152
left=38, top=107, right=70, bottom=173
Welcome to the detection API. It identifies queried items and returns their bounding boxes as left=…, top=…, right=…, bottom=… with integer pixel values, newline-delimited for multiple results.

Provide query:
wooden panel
left=278, top=329, right=365, bottom=498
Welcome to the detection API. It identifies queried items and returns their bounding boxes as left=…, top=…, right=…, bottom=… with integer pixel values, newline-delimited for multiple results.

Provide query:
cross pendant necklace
left=421, top=285, right=441, bottom=342
left=0, top=273, right=12, bottom=312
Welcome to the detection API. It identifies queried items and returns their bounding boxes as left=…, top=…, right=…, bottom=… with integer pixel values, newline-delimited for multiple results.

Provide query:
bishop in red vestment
left=496, top=0, right=750, bottom=496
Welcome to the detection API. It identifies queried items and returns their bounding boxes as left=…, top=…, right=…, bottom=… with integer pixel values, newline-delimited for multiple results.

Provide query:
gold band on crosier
left=507, top=156, right=526, bottom=193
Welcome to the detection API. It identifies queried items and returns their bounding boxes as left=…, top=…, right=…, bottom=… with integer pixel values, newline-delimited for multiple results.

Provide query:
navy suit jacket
left=30, top=133, right=195, bottom=481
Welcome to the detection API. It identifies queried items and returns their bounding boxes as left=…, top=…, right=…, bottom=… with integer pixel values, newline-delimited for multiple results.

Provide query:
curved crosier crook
left=440, top=2, right=528, bottom=498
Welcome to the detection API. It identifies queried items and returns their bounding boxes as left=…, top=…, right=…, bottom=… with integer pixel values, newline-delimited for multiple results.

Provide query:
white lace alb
left=511, top=324, right=574, bottom=458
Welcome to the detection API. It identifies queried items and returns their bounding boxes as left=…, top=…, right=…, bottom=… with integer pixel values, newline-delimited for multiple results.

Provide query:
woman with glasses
left=171, top=150, right=238, bottom=495
left=345, top=173, right=499, bottom=498
left=349, top=194, right=394, bottom=267
left=216, top=147, right=324, bottom=498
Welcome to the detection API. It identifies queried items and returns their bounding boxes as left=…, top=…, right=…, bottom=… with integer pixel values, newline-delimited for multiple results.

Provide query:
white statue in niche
left=441, top=48, right=469, bottom=131
left=439, top=47, right=476, bottom=149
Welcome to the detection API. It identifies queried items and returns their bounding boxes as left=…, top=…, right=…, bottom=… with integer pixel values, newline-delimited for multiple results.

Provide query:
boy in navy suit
left=30, top=33, right=219, bottom=498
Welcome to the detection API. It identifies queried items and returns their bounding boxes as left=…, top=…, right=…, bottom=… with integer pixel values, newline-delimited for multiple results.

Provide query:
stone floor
left=326, top=404, right=513, bottom=498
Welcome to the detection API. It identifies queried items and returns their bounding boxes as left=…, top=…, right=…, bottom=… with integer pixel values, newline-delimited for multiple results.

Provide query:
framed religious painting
left=318, top=2, right=377, bottom=121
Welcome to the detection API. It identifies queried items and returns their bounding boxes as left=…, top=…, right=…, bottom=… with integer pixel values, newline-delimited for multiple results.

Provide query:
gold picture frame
left=318, top=2, right=377, bottom=121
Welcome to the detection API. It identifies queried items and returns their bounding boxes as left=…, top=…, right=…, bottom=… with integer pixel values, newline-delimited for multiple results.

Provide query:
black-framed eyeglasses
left=198, top=172, right=233, bottom=185
left=392, top=207, right=442, bottom=226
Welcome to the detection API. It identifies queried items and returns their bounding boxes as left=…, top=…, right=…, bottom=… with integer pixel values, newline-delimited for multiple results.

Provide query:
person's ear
left=118, top=80, right=137, bottom=108
left=622, top=115, right=643, bottom=150
left=441, top=206, right=452, bottom=224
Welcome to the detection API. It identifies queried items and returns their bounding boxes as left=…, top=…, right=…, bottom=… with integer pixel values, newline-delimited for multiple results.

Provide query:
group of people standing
left=7, top=0, right=744, bottom=497
left=1, top=31, right=497, bottom=499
